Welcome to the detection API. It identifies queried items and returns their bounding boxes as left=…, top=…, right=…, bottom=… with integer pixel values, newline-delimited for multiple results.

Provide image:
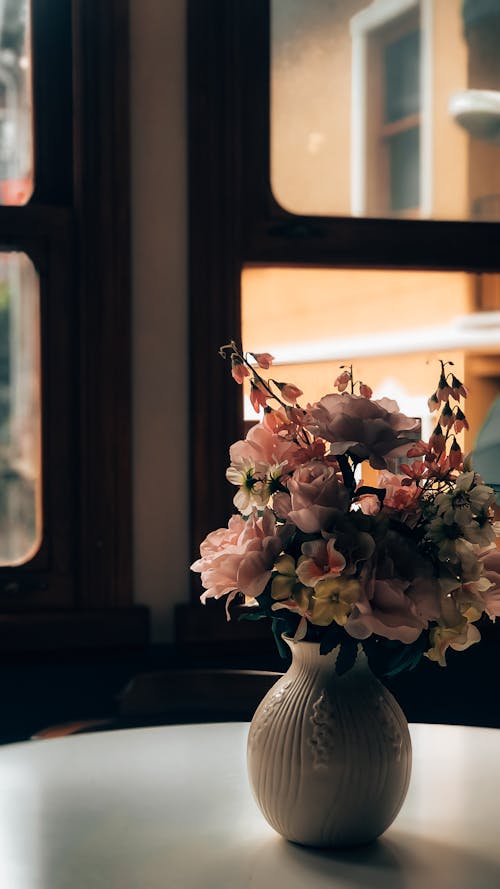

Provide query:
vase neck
left=284, top=637, right=369, bottom=679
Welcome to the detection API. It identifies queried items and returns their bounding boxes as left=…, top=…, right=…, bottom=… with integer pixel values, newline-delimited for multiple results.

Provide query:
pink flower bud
left=453, top=406, right=469, bottom=433
left=334, top=370, right=351, bottom=392
left=428, top=392, right=439, bottom=412
left=276, top=382, right=303, bottom=404
left=450, top=374, right=468, bottom=400
left=449, top=437, right=462, bottom=470
left=429, top=423, right=445, bottom=455
left=439, top=401, right=454, bottom=429
left=231, top=356, right=249, bottom=384
left=436, top=371, right=453, bottom=403
left=251, top=352, right=274, bottom=370
left=249, top=380, right=269, bottom=412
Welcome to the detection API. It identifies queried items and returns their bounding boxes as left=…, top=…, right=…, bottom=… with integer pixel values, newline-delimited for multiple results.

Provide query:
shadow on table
left=264, top=830, right=500, bottom=889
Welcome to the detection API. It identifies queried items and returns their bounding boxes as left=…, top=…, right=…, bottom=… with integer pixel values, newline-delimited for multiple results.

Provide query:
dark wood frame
left=0, top=0, right=148, bottom=652
left=185, top=0, right=500, bottom=647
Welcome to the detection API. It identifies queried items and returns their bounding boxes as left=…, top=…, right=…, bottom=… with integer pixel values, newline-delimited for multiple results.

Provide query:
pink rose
left=305, top=393, right=420, bottom=469
left=346, top=578, right=427, bottom=643
left=480, top=549, right=500, bottom=619
left=357, top=493, right=381, bottom=516
left=406, top=576, right=441, bottom=624
left=229, top=421, right=301, bottom=473
left=191, top=509, right=286, bottom=609
left=276, top=460, right=350, bottom=533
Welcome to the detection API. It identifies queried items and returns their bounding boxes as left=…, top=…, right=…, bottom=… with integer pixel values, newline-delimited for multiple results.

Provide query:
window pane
left=384, top=29, right=420, bottom=122
left=0, top=252, right=41, bottom=565
left=0, top=0, right=33, bottom=205
left=241, top=266, right=500, bottom=485
left=389, top=127, right=420, bottom=211
left=271, top=0, right=500, bottom=220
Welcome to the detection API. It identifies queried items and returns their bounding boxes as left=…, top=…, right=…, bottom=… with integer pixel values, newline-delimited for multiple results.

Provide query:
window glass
left=241, top=266, right=500, bottom=486
left=271, top=0, right=500, bottom=220
left=0, top=252, right=41, bottom=565
left=390, top=127, right=420, bottom=211
left=0, top=0, right=33, bottom=205
left=384, top=29, right=420, bottom=122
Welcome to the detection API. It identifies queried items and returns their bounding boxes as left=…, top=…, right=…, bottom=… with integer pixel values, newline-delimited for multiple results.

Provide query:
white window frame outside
left=350, top=0, right=433, bottom=217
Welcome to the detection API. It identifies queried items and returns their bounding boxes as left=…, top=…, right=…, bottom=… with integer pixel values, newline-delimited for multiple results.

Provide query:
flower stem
left=337, top=454, right=356, bottom=494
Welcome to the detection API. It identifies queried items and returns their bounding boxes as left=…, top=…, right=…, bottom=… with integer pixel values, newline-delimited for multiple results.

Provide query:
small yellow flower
left=310, top=577, right=362, bottom=627
left=461, top=604, right=483, bottom=623
left=425, top=621, right=481, bottom=667
left=271, top=554, right=312, bottom=614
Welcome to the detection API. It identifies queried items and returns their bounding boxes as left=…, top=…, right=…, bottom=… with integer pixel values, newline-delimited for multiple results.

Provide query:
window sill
left=0, top=606, right=149, bottom=656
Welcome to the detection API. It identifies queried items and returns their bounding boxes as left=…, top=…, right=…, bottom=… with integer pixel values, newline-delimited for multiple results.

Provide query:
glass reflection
left=0, top=252, right=41, bottom=565
left=271, top=0, right=500, bottom=220
left=0, top=1, right=33, bottom=205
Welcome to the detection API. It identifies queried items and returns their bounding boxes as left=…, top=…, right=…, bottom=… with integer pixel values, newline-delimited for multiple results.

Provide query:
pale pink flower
left=399, top=461, right=428, bottom=482
left=406, top=440, right=432, bottom=459
left=305, top=393, right=420, bottom=469
left=191, top=509, right=287, bottom=611
left=190, top=513, right=248, bottom=605
left=480, top=549, right=500, bottom=619
left=277, top=460, right=350, bottom=532
left=356, top=493, right=381, bottom=516
left=359, top=382, right=373, bottom=399
left=346, top=578, right=427, bottom=643
left=229, top=420, right=301, bottom=471
left=377, top=470, right=421, bottom=513
left=406, top=576, right=442, bottom=623
left=426, top=622, right=480, bottom=667
left=284, top=439, right=328, bottom=471
left=296, top=538, right=346, bottom=588
left=259, top=406, right=305, bottom=443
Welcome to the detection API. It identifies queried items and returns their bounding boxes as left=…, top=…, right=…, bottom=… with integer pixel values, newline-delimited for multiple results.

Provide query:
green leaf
left=319, top=622, right=343, bottom=656
left=363, top=632, right=429, bottom=678
left=271, top=616, right=296, bottom=659
left=238, top=611, right=267, bottom=622
left=335, top=637, right=359, bottom=675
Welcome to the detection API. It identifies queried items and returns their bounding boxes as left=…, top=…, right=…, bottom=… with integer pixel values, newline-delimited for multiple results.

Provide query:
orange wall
left=242, top=266, right=476, bottom=445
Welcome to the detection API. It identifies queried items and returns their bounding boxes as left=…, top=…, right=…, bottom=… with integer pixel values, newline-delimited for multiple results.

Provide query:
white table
left=0, top=722, right=499, bottom=888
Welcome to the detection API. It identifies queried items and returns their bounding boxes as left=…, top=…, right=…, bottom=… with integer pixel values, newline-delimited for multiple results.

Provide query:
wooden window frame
left=0, top=0, right=148, bottom=655
left=184, top=0, right=500, bottom=646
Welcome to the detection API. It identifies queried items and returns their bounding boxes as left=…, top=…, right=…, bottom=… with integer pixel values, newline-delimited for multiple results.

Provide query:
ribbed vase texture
left=247, top=638, right=411, bottom=848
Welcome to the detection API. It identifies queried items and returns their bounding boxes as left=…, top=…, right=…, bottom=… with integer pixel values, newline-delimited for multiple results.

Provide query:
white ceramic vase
left=247, top=637, right=411, bottom=848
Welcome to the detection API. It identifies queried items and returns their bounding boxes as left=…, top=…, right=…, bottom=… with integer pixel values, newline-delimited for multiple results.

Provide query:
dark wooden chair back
left=32, top=668, right=283, bottom=739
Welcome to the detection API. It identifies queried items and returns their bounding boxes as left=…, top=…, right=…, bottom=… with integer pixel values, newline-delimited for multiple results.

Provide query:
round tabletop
left=0, top=721, right=499, bottom=889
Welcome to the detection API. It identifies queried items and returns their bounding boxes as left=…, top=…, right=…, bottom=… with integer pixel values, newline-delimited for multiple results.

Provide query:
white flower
left=434, top=472, right=495, bottom=528
left=226, top=458, right=269, bottom=515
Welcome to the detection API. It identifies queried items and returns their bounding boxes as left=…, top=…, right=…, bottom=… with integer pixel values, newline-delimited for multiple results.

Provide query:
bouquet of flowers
left=191, top=342, right=500, bottom=676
